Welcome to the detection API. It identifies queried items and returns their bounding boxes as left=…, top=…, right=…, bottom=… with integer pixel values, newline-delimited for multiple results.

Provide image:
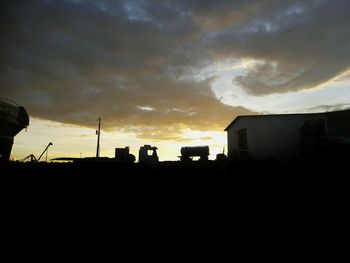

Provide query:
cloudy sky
left=2, top=0, right=350, bottom=160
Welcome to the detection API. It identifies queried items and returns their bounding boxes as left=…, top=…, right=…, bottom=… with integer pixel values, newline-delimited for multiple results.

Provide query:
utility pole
left=96, top=117, right=101, bottom=158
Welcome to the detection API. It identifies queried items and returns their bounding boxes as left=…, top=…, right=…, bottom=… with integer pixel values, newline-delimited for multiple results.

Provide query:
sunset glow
left=2, top=0, right=350, bottom=161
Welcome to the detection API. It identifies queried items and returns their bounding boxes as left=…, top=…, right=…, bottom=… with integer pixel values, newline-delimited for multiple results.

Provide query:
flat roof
left=224, top=109, right=350, bottom=131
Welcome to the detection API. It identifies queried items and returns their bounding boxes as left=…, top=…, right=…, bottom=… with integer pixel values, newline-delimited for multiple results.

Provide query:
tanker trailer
left=180, top=146, right=209, bottom=161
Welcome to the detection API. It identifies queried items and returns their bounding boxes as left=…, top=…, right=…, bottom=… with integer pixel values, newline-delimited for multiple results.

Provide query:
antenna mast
left=96, top=117, right=101, bottom=158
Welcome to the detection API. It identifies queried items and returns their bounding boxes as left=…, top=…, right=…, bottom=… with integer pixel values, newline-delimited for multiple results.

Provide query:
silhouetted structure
left=215, top=153, right=227, bottom=162
left=180, top=146, right=209, bottom=161
left=138, top=145, right=158, bottom=165
left=0, top=98, right=29, bottom=162
left=96, top=117, right=101, bottom=158
left=21, top=142, right=53, bottom=163
left=225, top=109, right=350, bottom=162
left=115, top=146, right=135, bottom=163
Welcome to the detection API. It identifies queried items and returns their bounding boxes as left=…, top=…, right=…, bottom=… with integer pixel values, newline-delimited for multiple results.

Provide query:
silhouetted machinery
left=115, top=146, right=136, bottom=163
left=0, top=98, right=29, bottom=162
left=22, top=142, right=53, bottom=163
left=138, top=145, right=158, bottom=165
left=180, top=146, right=209, bottom=161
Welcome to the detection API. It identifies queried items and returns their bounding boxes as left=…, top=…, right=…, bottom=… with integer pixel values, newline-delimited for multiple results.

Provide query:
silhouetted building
left=0, top=99, right=29, bottom=161
left=224, top=109, right=350, bottom=162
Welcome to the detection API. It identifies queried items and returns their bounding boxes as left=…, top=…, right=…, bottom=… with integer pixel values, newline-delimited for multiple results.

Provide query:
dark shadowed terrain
left=2, top=157, right=346, bottom=208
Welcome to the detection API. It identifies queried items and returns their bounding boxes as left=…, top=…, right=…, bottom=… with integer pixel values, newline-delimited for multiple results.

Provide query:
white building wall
left=227, top=114, right=326, bottom=161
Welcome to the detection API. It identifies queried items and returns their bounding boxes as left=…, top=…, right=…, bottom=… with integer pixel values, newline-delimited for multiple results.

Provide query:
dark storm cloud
left=0, top=0, right=254, bottom=138
left=1, top=0, right=348, bottom=138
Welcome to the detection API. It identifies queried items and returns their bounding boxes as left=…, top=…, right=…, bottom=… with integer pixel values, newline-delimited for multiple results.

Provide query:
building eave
left=224, top=116, right=241, bottom=131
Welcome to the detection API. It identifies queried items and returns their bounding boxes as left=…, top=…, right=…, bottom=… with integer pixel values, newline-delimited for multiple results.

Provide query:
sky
left=1, top=0, right=350, bottom=161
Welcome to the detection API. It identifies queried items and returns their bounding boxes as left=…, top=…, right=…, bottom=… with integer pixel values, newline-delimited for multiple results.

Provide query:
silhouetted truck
left=138, top=145, right=158, bottom=165
left=0, top=99, right=29, bottom=162
left=115, top=147, right=135, bottom=163
left=180, top=146, right=209, bottom=161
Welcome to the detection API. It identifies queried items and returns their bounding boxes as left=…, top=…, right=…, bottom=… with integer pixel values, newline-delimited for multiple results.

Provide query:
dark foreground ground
left=1, top=158, right=347, bottom=208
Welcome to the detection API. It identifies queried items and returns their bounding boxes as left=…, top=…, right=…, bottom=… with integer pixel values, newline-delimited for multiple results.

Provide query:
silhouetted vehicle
left=138, top=145, right=158, bottom=165
left=215, top=153, right=227, bottom=162
left=180, top=146, right=209, bottom=161
left=0, top=98, right=29, bottom=162
left=115, top=147, right=136, bottom=163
